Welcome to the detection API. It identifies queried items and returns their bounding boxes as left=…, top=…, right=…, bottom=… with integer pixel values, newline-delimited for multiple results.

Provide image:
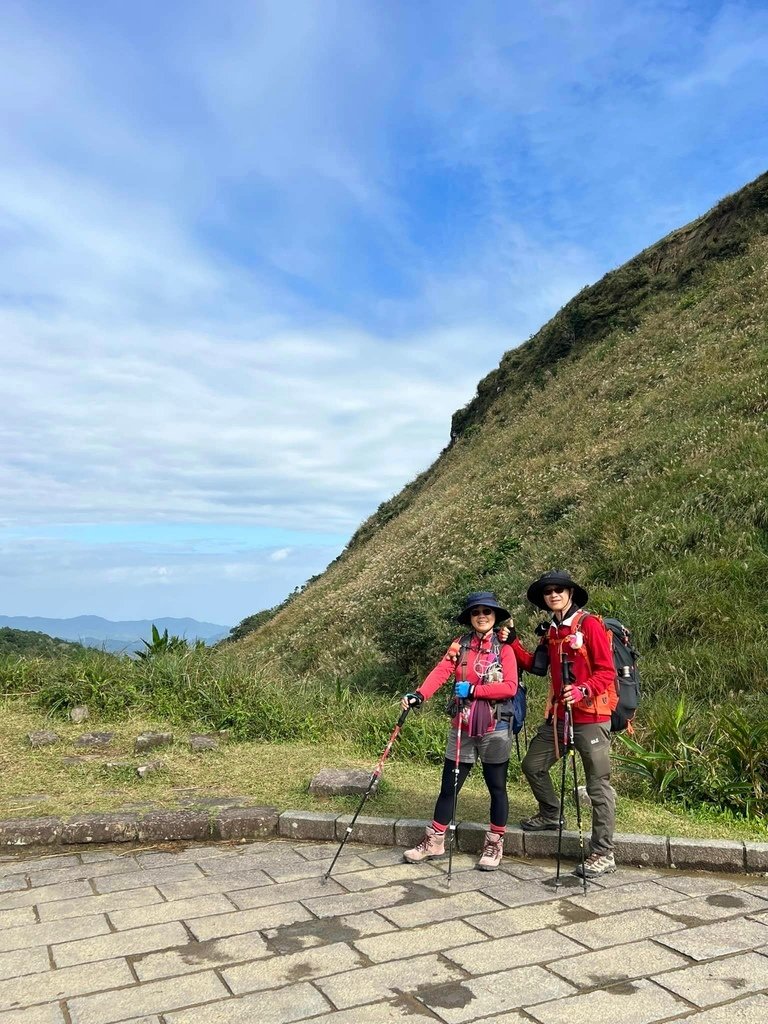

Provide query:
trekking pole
left=568, top=709, right=588, bottom=894
left=446, top=700, right=466, bottom=890
left=561, top=651, right=589, bottom=892
left=323, top=706, right=410, bottom=882
left=554, top=704, right=569, bottom=890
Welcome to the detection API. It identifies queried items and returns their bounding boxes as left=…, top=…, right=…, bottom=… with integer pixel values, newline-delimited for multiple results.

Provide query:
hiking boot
left=520, top=813, right=561, bottom=832
left=403, top=826, right=445, bottom=862
left=574, top=851, right=616, bottom=878
left=476, top=831, right=504, bottom=871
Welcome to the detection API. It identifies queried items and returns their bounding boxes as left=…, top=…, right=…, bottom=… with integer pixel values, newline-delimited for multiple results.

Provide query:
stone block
left=61, top=813, right=139, bottom=844
left=67, top=970, right=228, bottom=1024
left=189, top=735, right=218, bottom=752
left=213, top=806, right=279, bottom=840
left=75, top=732, right=114, bottom=747
left=69, top=705, right=89, bottom=723
left=0, top=956, right=133, bottom=1011
left=526, top=978, right=686, bottom=1024
left=309, top=767, right=376, bottom=796
left=503, top=827, right=526, bottom=857
left=134, top=731, right=173, bottom=753
left=656, top=916, right=768, bottom=961
left=27, top=730, right=59, bottom=747
left=613, top=832, right=669, bottom=867
left=54, top=921, right=189, bottom=968
left=334, top=814, right=396, bottom=846
left=278, top=810, right=338, bottom=841
left=669, top=836, right=745, bottom=872
left=0, top=817, right=62, bottom=847
left=315, top=952, right=465, bottom=1011
left=549, top=938, right=688, bottom=987
left=394, top=818, right=430, bottom=848
left=223, top=940, right=363, bottom=994
left=558, top=908, right=682, bottom=950
left=379, top=890, right=500, bottom=929
left=652, top=951, right=768, bottom=1008
left=137, top=810, right=211, bottom=842
left=164, top=983, right=330, bottom=1024
left=523, top=829, right=583, bottom=859
left=745, top=841, right=768, bottom=873
left=457, top=820, right=486, bottom=853
left=136, top=760, right=165, bottom=778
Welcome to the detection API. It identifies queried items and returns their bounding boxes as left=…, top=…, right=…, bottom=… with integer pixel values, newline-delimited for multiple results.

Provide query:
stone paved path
left=1, top=838, right=768, bottom=1023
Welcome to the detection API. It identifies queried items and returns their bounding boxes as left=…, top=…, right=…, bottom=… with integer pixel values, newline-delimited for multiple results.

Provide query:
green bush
left=615, top=695, right=768, bottom=820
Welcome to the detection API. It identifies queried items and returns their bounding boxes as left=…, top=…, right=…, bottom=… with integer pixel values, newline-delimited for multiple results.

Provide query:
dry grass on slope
left=242, top=233, right=768, bottom=702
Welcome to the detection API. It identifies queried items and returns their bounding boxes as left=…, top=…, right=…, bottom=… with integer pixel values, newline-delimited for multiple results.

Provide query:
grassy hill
left=0, top=627, right=86, bottom=657
left=3, top=173, right=767, bottom=830
left=241, top=171, right=768, bottom=704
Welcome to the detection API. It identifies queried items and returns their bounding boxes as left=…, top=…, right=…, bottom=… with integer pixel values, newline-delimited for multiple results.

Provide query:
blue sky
left=1, top=0, right=767, bottom=627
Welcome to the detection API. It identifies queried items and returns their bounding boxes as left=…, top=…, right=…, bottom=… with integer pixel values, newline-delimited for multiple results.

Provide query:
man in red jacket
left=508, top=570, right=617, bottom=878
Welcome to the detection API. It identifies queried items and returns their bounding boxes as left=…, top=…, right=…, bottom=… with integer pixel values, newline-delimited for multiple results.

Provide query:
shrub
left=614, top=695, right=768, bottom=820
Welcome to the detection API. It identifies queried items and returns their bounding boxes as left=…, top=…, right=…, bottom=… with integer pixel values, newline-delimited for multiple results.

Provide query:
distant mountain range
left=0, top=615, right=230, bottom=654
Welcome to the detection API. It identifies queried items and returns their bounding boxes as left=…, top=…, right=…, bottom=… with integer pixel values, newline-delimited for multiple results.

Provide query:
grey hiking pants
left=522, top=719, right=616, bottom=855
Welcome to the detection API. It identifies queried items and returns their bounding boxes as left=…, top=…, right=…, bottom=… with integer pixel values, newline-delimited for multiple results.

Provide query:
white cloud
left=1, top=0, right=765, bottom=622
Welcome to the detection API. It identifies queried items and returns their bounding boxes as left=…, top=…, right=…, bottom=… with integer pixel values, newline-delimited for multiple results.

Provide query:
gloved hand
left=454, top=681, right=474, bottom=700
left=401, top=692, right=424, bottom=710
left=561, top=683, right=589, bottom=705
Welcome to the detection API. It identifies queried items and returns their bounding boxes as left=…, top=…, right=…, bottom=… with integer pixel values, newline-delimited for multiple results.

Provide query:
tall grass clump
left=0, top=644, right=448, bottom=763
left=615, top=692, right=768, bottom=820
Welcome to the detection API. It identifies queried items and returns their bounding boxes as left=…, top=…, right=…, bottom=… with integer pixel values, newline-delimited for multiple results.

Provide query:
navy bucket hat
left=526, top=570, right=588, bottom=611
left=456, top=591, right=511, bottom=626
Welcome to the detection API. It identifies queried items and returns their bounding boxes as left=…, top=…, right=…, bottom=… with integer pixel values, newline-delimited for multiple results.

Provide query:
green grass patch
left=3, top=697, right=767, bottom=843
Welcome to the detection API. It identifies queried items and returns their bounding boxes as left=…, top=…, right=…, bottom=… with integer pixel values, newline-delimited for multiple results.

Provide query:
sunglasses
left=470, top=607, right=495, bottom=616
left=542, top=586, right=567, bottom=596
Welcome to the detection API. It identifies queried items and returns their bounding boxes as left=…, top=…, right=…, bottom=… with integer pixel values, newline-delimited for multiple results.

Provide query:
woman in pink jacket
left=401, top=591, right=518, bottom=871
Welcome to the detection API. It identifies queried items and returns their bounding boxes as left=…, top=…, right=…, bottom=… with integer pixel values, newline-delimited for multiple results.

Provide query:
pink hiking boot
left=403, top=825, right=446, bottom=862
left=476, top=831, right=504, bottom=871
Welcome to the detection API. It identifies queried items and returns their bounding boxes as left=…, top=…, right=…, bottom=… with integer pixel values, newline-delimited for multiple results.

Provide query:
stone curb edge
left=1, top=807, right=766, bottom=874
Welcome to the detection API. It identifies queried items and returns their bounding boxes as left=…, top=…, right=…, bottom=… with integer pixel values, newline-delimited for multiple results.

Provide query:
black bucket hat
left=456, top=591, right=511, bottom=626
left=526, top=570, right=588, bottom=611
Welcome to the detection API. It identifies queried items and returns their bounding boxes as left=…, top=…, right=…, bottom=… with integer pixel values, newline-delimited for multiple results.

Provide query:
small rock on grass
left=134, top=731, right=173, bottom=753
left=27, top=730, right=59, bottom=747
left=309, top=767, right=377, bottom=796
left=69, top=705, right=89, bottom=724
left=189, top=735, right=219, bottom=752
left=76, top=732, right=114, bottom=747
left=136, top=760, right=165, bottom=779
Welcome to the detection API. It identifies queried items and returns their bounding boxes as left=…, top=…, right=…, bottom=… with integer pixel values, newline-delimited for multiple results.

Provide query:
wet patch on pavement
left=706, top=893, right=746, bottom=908
left=263, top=917, right=363, bottom=954
left=412, top=979, right=475, bottom=1010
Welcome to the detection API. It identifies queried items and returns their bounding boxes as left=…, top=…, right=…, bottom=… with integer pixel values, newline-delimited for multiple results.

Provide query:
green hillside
left=242, top=171, right=768, bottom=702
left=0, top=627, right=85, bottom=657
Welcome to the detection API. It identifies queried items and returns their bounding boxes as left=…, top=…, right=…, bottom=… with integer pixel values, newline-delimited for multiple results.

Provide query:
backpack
left=571, top=612, right=641, bottom=732
left=454, top=631, right=527, bottom=734
left=602, top=617, right=641, bottom=733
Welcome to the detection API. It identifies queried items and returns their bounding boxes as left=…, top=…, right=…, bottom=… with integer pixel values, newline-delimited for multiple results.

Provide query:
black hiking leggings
left=433, top=758, right=510, bottom=829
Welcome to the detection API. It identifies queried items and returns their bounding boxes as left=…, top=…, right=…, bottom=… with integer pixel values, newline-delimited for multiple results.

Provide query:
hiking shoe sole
left=520, top=819, right=561, bottom=832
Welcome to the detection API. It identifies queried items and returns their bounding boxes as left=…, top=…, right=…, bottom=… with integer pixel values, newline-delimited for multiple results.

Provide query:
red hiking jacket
left=417, top=631, right=518, bottom=733
left=511, top=610, right=615, bottom=725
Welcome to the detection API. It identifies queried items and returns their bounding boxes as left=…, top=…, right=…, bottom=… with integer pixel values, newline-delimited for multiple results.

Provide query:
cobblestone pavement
left=1, top=838, right=768, bottom=1023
